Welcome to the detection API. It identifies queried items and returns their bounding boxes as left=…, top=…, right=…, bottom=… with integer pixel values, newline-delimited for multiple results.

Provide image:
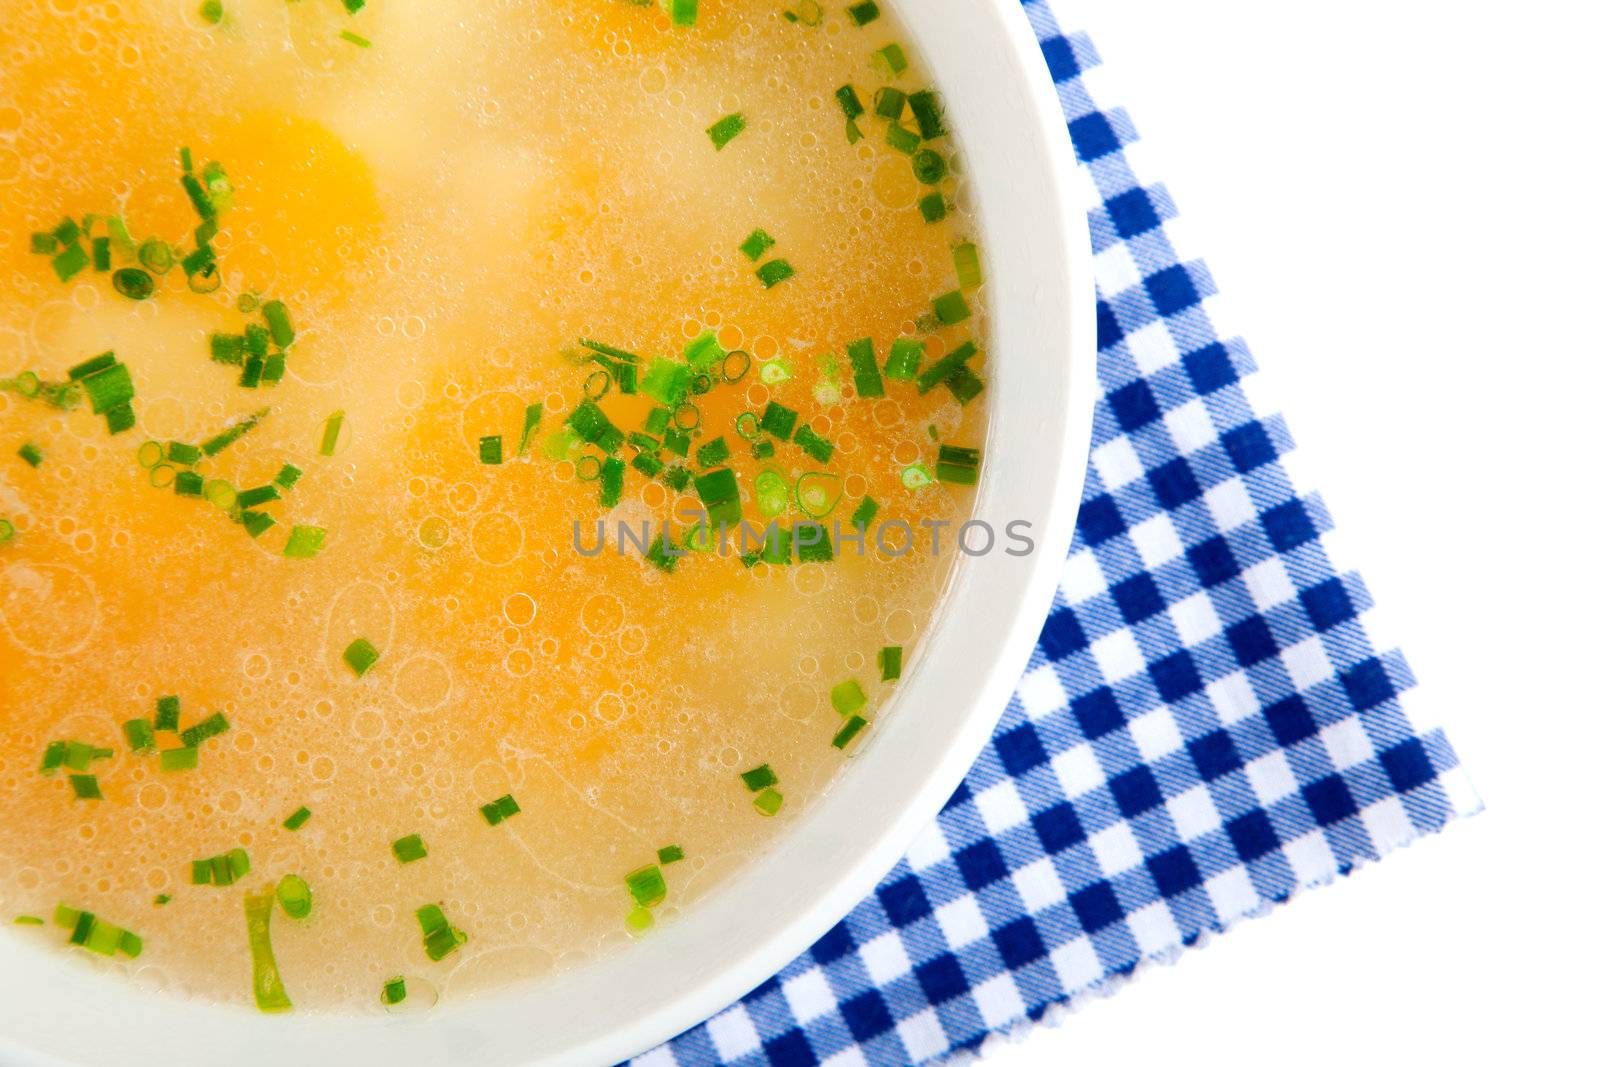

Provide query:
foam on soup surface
left=0, top=0, right=990, bottom=1010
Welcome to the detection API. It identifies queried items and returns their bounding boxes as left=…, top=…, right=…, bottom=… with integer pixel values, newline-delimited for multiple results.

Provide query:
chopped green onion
left=740, top=230, right=776, bottom=261
left=478, top=435, right=503, bottom=465
left=683, top=330, right=725, bottom=372
left=793, top=424, right=834, bottom=464
left=343, top=637, right=380, bottom=677
left=155, top=695, right=180, bottom=731
left=706, top=113, right=747, bottom=150
left=261, top=300, right=294, bottom=348
left=342, top=0, right=363, bottom=10
left=833, top=715, right=869, bottom=749
left=945, top=365, right=984, bottom=404
left=752, top=439, right=775, bottom=460
left=518, top=403, right=543, bottom=456
left=873, top=43, right=908, bottom=77
left=884, top=338, right=924, bottom=380
left=30, top=232, right=56, bottom=254
left=831, top=679, right=867, bottom=716
left=0, top=518, right=14, bottom=545
left=901, top=462, right=933, bottom=489
left=695, top=436, right=730, bottom=468
left=40, top=741, right=67, bottom=774
left=78, top=362, right=134, bottom=414
left=173, top=470, right=204, bottom=497
left=104, top=402, right=135, bottom=435
left=240, top=511, right=276, bottom=538
left=835, top=84, right=865, bottom=121
left=234, top=484, right=279, bottom=508
left=796, top=522, right=833, bottom=563
left=381, top=977, right=407, bottom=1006
left=693, top=467, right=741, bottom=526
left=795, top=472, right=842, bottom=520
left=199, top=0, right=223, bottom=25
left=846, top=0, right=879, bottom=25
left=874, top=86, right=906, bottom=120
left=17, top=443, right=42, bottom=468
left=625, top=905, right=654, bottom=933
left=753, top=787, right=784, bottom=816
left=276, top=874, right=312, bottom=920
left=952, top=240, right=983, bottom=288
left=283, top=525, right=327, bottom=558
left=914, top=340, right=977, bottom=394
left=136, top=440, right=163, bottom=468
left=112, top=267, right=155, bottom=300
left=180, top=712, right=229, bottom=748
left=657, top=845, right=684, bottom=865
left=885, top=123, right=919, bottom=155
left=416, top=903, right=467, bottom=960
left=624, top=864, right=667, bottom=908
left=662, top=464, right=692, bottom=491
left=911, top=149, right=947, bottom=184
left=579, top=338, right=641, bottom=364
left=932, top=289, right=971, bottom=325
left=191, top=848, right=250, bottom=887
left=283, top=806, right=312, bottom=831
left=755, top=259, right=795, bottom=288
left=479, top=793, right=521, bottom=825
left=67, top=352, right=115, bottom=381
left=600, top=456, right=625, bottom=508
left=154, top=894, right=171, bottom=905
left=339, top=29, right=371, bottom=47
left=210, top=333, right=244, bottom=365
left=918, top=192, right=948, bottom=223
left=13, top=915, right=44, bottom=925
left=754, top=469, right=789, bottom=517
left=645, top=529, right=677, bottom=573
left=160, top=746, right=199, bottom=772
left=246, top=886, right=293, bottom=1012
left=69, top=773, right=102, bottom=800
left=740, top=764, right=778, bottom=792
left=274, top=463, right=303, bottom=489
left=759, top=402, right=797, bottom=441
left=668, top=0, right=697, bottom=26
left=318, top=409, right=344, bottom=456
left=202, top=407, right=268, bottom=456
left=847, top=338, right=885, bottom=398
left=138, top=239, right=175, bottom=275
left=123, top=718, right=156, bottom=753
left=879, top=645, right=903, bottom=681
left=908, top=90, right=947, bottom=140
left=52, top=217, right=81, bottom=245
left=51, top=242, right=90, bottom=283
left=392, top=834, right=427, bottom=864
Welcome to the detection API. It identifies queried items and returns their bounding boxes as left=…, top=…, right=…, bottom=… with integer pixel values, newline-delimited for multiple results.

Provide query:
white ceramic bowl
left=0, top=2, right=1094, bottom=1063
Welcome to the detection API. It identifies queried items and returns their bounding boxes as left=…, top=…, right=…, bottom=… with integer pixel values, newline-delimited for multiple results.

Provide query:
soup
left=0, top=0, right=989, bottom=1012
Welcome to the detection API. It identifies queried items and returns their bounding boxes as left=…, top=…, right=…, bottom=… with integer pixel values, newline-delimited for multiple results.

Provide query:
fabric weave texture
left=636, top=5, right=1478, bottom=1063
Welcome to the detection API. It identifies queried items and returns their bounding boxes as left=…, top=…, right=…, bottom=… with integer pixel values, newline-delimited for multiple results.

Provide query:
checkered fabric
left=635, top=6, right=1479, bottom=1065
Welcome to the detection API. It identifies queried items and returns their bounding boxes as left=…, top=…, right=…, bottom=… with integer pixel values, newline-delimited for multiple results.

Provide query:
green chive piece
left=753, top=787, right=784, bottom=816
left=261, top=300, right=294, bottom=348
left=579, top=338, right=641, bottom=364
left=0, top=518, right=14, bottom=544
left=276, top=874, right=312, bottom=920
left=283, top=806, right=312, bottom=831
left=79, top=362, right=134, bottom=415
left=199, top=0, right=223, bottom=24
left=392, top=834, right=427, bottom=864
left=274, top=463, right=303, bottom=489
left=937, top=444, right=981, bottom=485
left=69, top=773, right=102, bottom=800
left=874, top=86, right=906, bottom=120
left=833, top=715, right=870, bottom=749
left=240, top=510, right=276, bottom=538
left=885, top=123, right=920, bottom=155
left=874, top=42, right=908, bottom=77
left=625, top=905, right=655, bottom=933
left=831, top=679, right=867, bottom=716
left=657, top=845, right=684, bottom=865
left=796, top=522, right=833, bottom=563
left=794, top=424, right=834, bottom=464
left=759, top=402, right=798, bottom=441
left=645, top=529, right=678, bottom=573
left=343, top=637, right=380, bottom=677
left=517, top=403, right=543, bottom=456
left=176, top=474, right=205, bottom=500
left=234, top=484, right=279, bottom=508
left=662, top=464, right=692, bottom=491
left=138, top=238, right=175, bottom=274
left=641, top=359, right=692, bottom=408
left=668, top=0, right=697, bottom=26
left=624, top=864, right=667, bottom=908
left=835, top=85, right=865, bottom=121
left=244, top=324, right=269, bottom=358
left=160, top=747, right=199, bottom=772
left=339, top=29, right=371, bottom=47
left=847, top=338, right=885, bottom=398
left=52, top=217, right=81, bottom=246
left=381, top=977, right=407, bottom=1007
left=155, top=695, right=180, bottom=731
left=246, top=886, right=293, bottom=1013
left=201, top=407, right=268, bottom=456
left=67, top=352, right=115, bottom=381
left=918, top=192, right=948, bottom=223
left=755, top=259, right=795, bottom=288
left=695, top=436, right=730, bottom=468
left=684, top=329, right=725, bottom=372
left=567, top=398, right=617, bottom=445
left=30, top=232, right=56, bottom=255
left=915, top=340, right=977, bottom=394
left=479, top=793, right=521, bottom=825
left=13, top=915, right=44, bottom=925
left=740, top=764, right=778, bottom=792
left=599, top=456, right=624, bottom=508
left=17, top=443, right=43, bottom=468
left=210, top=334, right=244, bottom=365
left=932, top=289, right=971, bottom=325
left=912, top=149, right=948, bottom=185
left=342, top=0, right=364, bottom=10
left=180, top=712, right=229, bottom=748
left=51, top=242, right=90, bottom=283
left=123, top=718, right=156, bottom=753
left=902, top=462, right=933, bottom=489
left=104, top=402, right=135, bottom=435
left=478, top=435, right=503, bottom=465
left=112, top=267, right=155, bottom=300
left=884, top=339, right=924, bottom=380
left=154, top=894, right=171, bottom=906
left=283, top=525, right=327, bottom=558
left=952, top=240, right=983, bottom=288
left=40, top=741, right=67, bottom=774
left=706, top=113, right=746, bottom=150
left=947, top=365, right=984, bottom=403
left=879, top=645, right=903, bottom=681
left=416, top=904, right=467, bottom=960
left=908, top=90, right=948, bottom=140
left=318, top=410, right=344, bottom=456
left=846, top=0, right=879, bottom=25
left=740, top=230, right=776, bottom=261
left=693, top=467, right=741, bottom=526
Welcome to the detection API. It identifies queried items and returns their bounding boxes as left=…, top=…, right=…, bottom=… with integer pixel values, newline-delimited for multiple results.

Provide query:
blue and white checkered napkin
left=638, top=7, right=1480, bottom=1064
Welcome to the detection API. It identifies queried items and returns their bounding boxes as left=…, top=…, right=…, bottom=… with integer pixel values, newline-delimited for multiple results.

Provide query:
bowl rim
left=0, top=2, right=1095, bottom=1064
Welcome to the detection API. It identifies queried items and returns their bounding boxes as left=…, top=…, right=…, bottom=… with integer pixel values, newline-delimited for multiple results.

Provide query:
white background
left=987, top=1, right=1600, bottom=1064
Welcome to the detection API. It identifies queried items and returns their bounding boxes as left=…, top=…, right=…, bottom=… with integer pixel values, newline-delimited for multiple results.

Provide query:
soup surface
left=0, top=0, right=989, bottom=1011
